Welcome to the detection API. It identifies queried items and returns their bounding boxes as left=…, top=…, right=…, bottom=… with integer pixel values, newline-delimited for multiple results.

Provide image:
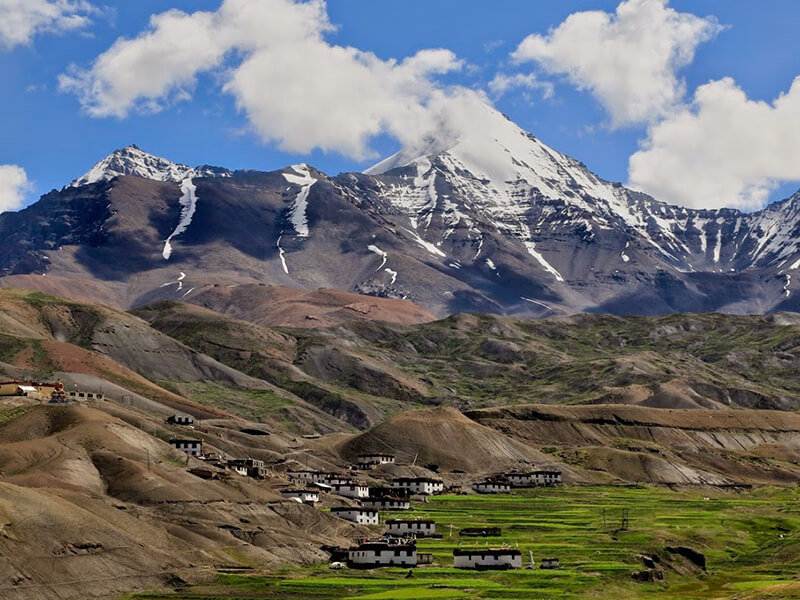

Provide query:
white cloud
left=629, top=77, right=800, bottom=210
left=0, top=164, right=30, bottom=212
left=0, top=0, right=96, bottom=50
left=60, top=0, right=477, bottom=160
left=488, top=73, right=554, bottom=100
left=511, top=0, right=722, bottom=127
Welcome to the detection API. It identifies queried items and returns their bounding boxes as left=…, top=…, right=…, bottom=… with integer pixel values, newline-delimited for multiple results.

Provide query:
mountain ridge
left=3, top=104, right=800, bottom=317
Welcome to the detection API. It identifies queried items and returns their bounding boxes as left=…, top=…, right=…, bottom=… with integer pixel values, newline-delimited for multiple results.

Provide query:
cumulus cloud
left=511, top=0, right=722, bottom=127
left=629, top=77, right=800, bottom=210
left=0, top=0, right=96, bottom=50
left=0, top=165, right=30, bottom=213
left=60, top=0, right=478, bottom=160
left=488, top=73, right=553, bottom=100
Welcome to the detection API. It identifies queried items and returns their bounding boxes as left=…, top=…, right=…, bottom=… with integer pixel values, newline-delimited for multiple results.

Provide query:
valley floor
left=126, top=485, right=800, bottom=600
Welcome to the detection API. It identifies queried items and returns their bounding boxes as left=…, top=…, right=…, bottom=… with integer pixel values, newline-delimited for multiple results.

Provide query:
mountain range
left=2, top=104, right=799, bottom=317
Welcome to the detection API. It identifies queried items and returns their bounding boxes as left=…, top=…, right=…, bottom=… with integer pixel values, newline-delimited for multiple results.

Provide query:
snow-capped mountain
left=365, top=104, right=800, bottom=276
left=70, top=144, right=230, bottom=187
left=3, top=106, right=800, bottom=316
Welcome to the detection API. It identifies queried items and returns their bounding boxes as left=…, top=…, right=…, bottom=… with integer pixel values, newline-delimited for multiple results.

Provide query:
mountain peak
left=364, top=103, right=620, bottom=205
left=70, top=145, right=199, bottom=188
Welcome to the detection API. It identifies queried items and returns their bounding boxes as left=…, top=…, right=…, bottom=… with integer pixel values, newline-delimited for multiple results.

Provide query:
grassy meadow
left=127, top=485, right=800, bottom=600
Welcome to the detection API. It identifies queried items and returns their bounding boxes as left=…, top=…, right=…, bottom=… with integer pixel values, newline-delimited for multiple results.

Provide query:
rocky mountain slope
left=5, top=287, right=800, bottom=432
left=135, top=300, right=800, bottom=421
left=2, top=105, right=800, bottom=316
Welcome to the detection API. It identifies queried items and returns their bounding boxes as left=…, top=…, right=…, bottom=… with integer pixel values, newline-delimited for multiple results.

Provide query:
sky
left=1, top=0, right=799, bottom=214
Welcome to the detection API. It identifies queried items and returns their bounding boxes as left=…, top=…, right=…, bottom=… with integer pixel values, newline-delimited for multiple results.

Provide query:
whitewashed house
left=540, top=557, right=560, bottom=569
left=331, top=481, right=369, bottom=499
left=472, top=478, right=510, bottom=494
left=357, top=452, right=395, bottom=466
left=453, top=548, right=522, bottom=569
left=385, top=519, right=437, bottom=538
left=361, top=496, right=410, bottom=510
left=330, top=507, right=379, bottom=524
left=169, top=438, right=203, bottom=457
left=287, top=470, right=317, bottom=482
left=324, top=475, right=354, bottom=486
left=348, top=541, right=417, bottom=567
left=287, top=470, right=345, bottom=484
left=532, top=470, right=562, bottom=486
left=391, top=477, right=444, bottom=495
left=505, top=472, right=534, bottom=487
left=280, top=489, right=320, bottom=504
left=166, top=414, right=194, bottom=426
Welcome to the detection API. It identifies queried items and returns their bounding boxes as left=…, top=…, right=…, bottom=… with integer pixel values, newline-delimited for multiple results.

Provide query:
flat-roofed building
left=169, top=438, right=203, bottom=457
left=281, top=489, right=320, bottom=504
left=360, top=496, right=410, bottom=511
left=385, top=519, right=437, bottom=538
left=330, top=507, right=379, bottom=525
left=331, top=481, right=369, bottom=499
left=357, top=452, right=395, bottom=466
left=533, top=470, right=562, bottom=486
left=166, top=414, right=194, bottom=425
left=472, top=478, right=510, bottom=494
left=453, top=548, right=522, bottom=570
left=391, top=477, right=444, bottom=495
left=348, top=540, right=416, bottom=567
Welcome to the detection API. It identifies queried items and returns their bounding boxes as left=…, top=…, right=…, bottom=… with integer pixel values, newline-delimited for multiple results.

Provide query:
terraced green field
left=128, top=486, right=800, bottom=600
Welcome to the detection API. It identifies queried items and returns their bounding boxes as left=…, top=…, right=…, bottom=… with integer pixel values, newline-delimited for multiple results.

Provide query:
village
left=1, top=379, right=564, bottom=573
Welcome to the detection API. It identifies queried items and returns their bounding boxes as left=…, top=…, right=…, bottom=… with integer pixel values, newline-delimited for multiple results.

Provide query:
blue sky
left=1, top=0, right=799, bottom=211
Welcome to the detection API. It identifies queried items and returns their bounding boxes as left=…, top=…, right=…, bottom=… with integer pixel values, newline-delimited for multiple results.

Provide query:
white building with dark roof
left=330, top=507, right=379, bottom=525
left=360, top=496, right=410, bottom=511
left=453, top=548, right=522, bottom=569
left=533, top=470, right=562, bottom=486
left=280, top=489, right=320, bottom=504
left=357, top=452, right=395, bottom=466
left=166, top=414, right=194, bottom=426
left=287, top=470, right=346, bottom=484
left=331, top=482, right=369, bottom=499
left=391, top=477, right=444, bottom=495
left=472, top=478, right=510, bottom=494
left=385, top=519, right=437, bottom=538
left=169, top=438, right=203, bottom=457
left=505, top=472, right=535, bottom=487
left=348, top=540, right=417, bottom=567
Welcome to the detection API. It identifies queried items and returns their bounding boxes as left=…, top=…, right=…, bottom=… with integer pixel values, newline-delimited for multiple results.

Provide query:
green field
left=128, top=486, right=800, bottom=600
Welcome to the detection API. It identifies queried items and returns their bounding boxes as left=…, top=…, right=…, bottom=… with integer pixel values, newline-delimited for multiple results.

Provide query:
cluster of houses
left=165, top=414, right=272, bottom=480
left=473, top=469, right=562, bottom=494
left=165, top=431, right=565, bottom=572
left=283, top=455, right=561, bottom=570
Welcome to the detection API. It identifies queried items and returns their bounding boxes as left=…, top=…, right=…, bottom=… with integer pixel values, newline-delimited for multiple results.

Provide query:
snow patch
left=402, top=228, right=446, bottom=257
left=367, top=244, right=388, bottom=270
left=521, top=297, right=551, bottom=310
left=785, top=274, right=792, bottom=297
left=162, top=178, right=198, bottom=260
left=277, top=235, right=289, bottom=274
left=713, top=229, right=722, bottom=263
left=621, top=241, right=630, bottom=263
left=282, top=164, right=316, bottom=238
left=523, top=241, right=563, bottom=282
left=385, top=268, right=397, bottom=285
